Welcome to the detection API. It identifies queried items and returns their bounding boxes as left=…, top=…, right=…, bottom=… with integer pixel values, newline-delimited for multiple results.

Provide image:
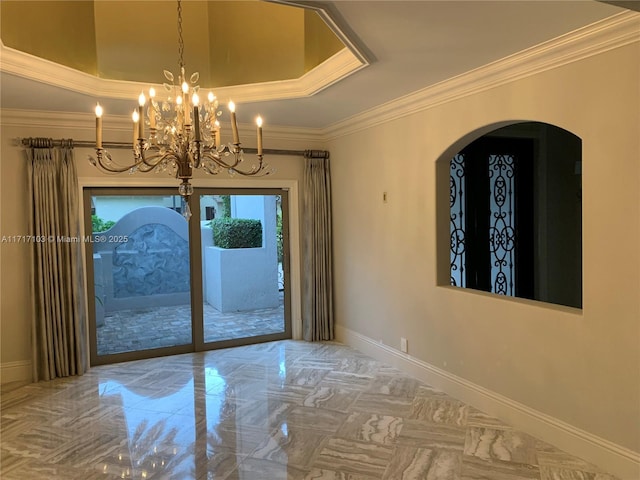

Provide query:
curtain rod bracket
left=304, top=150, right=330, bottom=160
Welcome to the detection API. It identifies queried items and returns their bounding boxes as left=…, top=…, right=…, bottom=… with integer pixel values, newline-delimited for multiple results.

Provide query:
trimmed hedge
left=92, top=214, right=115, bottom=233
left=211, top=218, right=262, bottom=249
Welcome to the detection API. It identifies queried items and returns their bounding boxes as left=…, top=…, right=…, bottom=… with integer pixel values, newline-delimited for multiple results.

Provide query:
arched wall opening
left=436, top=121, right=582, bottom=309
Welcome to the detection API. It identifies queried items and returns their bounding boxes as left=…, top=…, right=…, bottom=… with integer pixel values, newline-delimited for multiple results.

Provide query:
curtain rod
left=17, top=137, right=329, bottom=159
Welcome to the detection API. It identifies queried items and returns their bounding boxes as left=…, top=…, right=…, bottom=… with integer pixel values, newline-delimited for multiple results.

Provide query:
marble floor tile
left=538, top=466, right=619, bottom=480
left=312, top=438, right=394, bottom=478
left=318, top=371, right=374, bottom=391
left=198, top=450, right=244, bottom=480
left=0, top=340, right=623, bottom=480
left=303, top=387, right=360, bottom=412
left=464, top=427, right=538, bottom=464
left=304, top=468, right=380, bottom=479
left=466, top=406, right=513, bottom=429
left=367, top=374, right=420, bottom=397
left=410, top=396, right=468, bottom=426
left=535, top=441, right=614, bottom=475
left=397, top=419, right=468, bottom=451
left=1, top=459, right=125, bottom=480
left=382, top=446, right=462, bottom=480
left=336, top=411, right=403, bottom=445
left=336, top=357, right=383, bottom=377
left=282, top=367, right=331, bottom=387
left=250, top=424, right=328, bottom=468
left=349, top=392, right=414, bottom=417
left=206, top=423, right=272, bottom=456
left=460, top=455, right=540, bottom=480
left=281, top=405, right=349, bottom=434
left=224, top=457, right=309, bottom=480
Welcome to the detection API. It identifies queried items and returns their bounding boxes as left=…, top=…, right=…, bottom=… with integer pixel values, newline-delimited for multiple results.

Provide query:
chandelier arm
left=148, top=152, right=182, bottom=173
left=201, top=149, right=242, bottom=170
left=199, top=150, right=269, bottom=177
left=91, top=149, right=157, bottom=174
left=138, top=147, right=169, bottom=169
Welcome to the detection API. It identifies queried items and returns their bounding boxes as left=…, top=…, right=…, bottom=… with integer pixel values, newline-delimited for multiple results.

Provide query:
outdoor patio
left=96, top=293, right=285, bottom=356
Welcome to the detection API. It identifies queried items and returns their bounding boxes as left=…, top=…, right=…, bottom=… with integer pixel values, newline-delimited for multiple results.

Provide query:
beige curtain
left=302, top=152, right=334, bottom=341
left=26, top=138, right=88, bottom=381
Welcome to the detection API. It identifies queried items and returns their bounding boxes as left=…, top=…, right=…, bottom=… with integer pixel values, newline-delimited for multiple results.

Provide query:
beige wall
left=329, top=42, right=639, bottom=453
left=0, top=113, right=322, bottom=381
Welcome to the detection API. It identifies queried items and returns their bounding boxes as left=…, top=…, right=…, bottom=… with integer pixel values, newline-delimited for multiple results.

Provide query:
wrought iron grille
left=450, top=154, right=466, bottom=287
left=488, top=154, right=515, bottom=296
left=449, top=151, right=516, bottom=295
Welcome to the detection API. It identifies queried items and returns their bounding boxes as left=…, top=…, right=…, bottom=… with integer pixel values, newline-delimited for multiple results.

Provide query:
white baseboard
left=336, top=324, right=640, bottom=480
left=1, top=360, right=32, bottom=385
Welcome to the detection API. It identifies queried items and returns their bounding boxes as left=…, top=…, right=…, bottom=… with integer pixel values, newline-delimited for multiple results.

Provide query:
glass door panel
left=198, top=192, right=288, bottom=344
left=85, top=187, right=291, bottom=366
left=87, top=191, right=193, bottom=362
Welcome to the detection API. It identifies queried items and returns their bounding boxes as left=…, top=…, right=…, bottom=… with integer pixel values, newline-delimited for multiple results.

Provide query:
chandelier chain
left=177, top=0, right=184, bottom=70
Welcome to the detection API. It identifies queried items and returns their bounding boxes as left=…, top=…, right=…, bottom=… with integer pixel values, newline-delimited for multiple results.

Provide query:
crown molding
left=0, top=108, right=324, bottom=145
left=0, top=41, right=365, bottom=105
left=215, top=48, right=367, bottom=102
left=0, top=109, right=95, bottom=130
left=322, top=11, right=640, bottom=140
left=266, top=0, right=373, bottom=67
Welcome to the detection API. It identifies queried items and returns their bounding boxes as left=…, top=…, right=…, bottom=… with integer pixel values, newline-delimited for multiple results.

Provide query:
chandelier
left=90, top=0, right=270, bottom=220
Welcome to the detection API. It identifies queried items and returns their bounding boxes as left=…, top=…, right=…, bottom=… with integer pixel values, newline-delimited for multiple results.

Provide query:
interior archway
left=436, top=121, right=582, bottom=309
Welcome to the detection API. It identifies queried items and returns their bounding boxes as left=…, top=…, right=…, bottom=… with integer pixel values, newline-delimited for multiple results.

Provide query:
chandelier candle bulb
left=209, top=115, right=215, bottom=141
left=95, top=103, right=103, bottom=149
left=148, top=88, right=156, bottom=129
left=176, top=95, right=183, bottom=134
left=184, top=100, right=191, bottom=125
left=214, top=120, right=221, bottom=147
left=138, top=92, right=145, bottom=139
left=193, top=108, right=200, bottom=141
left=256, top=116, right=263, bottom=156
left=192, top=93, right=200, bottom=141
left=132, top=109, right=139, bottom=147
left=182, top=81, right=191, bottom=124
left=228, top=101, right=239, bottom=144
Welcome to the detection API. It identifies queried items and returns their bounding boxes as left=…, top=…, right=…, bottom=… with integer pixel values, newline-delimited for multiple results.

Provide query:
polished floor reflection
left=0, top=341, right=620, bottom=479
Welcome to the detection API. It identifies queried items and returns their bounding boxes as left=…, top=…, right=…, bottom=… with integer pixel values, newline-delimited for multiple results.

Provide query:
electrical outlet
left=400, top=337, right=408, bottom=353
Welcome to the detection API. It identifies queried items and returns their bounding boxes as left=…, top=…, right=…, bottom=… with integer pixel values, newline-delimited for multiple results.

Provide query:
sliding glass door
left=84, top=187, right=290, bottom=365
left=196, top=191, right=290, bottom=348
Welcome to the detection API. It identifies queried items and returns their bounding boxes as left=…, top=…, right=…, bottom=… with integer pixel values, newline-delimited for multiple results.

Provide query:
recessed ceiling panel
left=1, top=0, right=98, bottom=75
left=0, top=0, right=347, bottom=88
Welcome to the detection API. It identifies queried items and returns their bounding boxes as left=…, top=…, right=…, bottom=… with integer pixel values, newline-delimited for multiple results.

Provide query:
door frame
left=79, top=178, right=301, bottom=365
left=190, top=187, right=292, bottom=351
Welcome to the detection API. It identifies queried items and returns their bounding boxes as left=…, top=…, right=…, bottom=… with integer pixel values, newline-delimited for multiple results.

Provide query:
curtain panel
left=302, top=154, right=334, bottom=341
left=26, top=138, right=88, bottom=381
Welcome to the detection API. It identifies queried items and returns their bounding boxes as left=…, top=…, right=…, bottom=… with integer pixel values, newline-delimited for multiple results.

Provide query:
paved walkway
left=97, top=293, right=285, bottom=356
